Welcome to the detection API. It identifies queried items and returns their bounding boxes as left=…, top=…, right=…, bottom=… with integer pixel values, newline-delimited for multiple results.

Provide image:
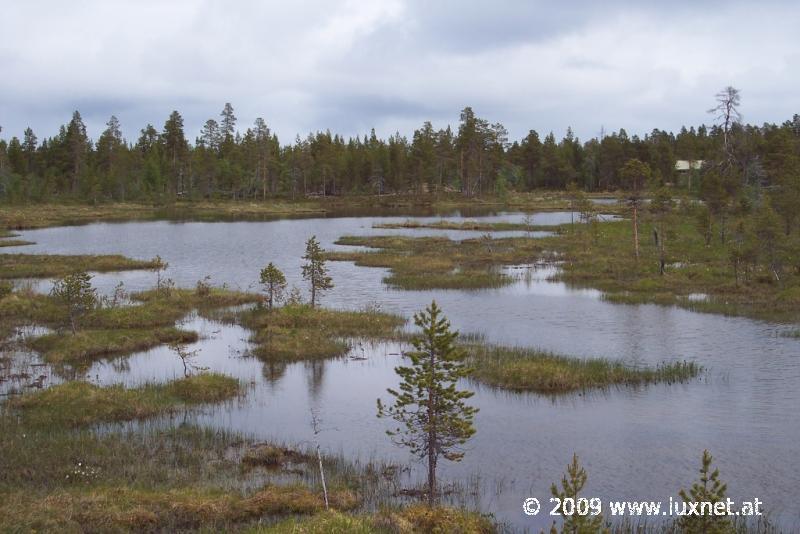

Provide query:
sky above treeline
left=1, top=0, right=798, bottom=144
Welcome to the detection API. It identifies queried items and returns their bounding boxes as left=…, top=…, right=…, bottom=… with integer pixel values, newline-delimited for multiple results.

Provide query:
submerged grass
left=0, top=252, right=160, bottom=278
left=7, top=374, right=242, bottom=427
left=27, top=327, right=198, bottom=369
left=467, top=345, right=701, bottom=393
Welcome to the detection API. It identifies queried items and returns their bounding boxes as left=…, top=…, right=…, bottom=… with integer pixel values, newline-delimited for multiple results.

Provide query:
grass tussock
left=27, top=327, right=198, bottom=369
left=327, top=234, right=541, bottom=290
left=0, top=253, right=160, bottom=279
left=7, top=374, right=242, bottom=427
left=216, top=304, right=406, bottom=363
left=468, top=345, right=701, bottom=393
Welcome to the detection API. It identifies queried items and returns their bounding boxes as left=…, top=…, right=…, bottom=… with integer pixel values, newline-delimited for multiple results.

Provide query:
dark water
left=3, top=212, right=800, bottom=532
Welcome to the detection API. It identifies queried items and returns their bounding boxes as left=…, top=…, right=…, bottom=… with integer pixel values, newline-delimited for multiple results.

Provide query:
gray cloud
left=1, top=0, right=798, bottom=145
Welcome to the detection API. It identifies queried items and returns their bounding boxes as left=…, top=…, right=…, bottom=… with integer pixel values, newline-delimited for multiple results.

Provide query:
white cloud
left=0, top=1, right=797, bottom=143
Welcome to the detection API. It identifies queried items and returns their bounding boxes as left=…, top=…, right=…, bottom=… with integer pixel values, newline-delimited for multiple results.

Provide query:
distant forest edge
left=0, top=92, right=798, bottom=204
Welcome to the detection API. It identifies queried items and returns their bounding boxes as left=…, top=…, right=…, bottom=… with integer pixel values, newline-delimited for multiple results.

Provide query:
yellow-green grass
left=7, top=374, right=242, bottom=427
left=0, top=238, right=34, bottom=247
left=468, top=345, right=701, bottom=393
left=0, top=252, right=160, bottom=279
left=0, top=285, right=262, bottom=332
left=132, top=286, right=263, bottom=309
left=217, top=304, right=406, bottom=363
left=27, top=327, right=198, bottom=369
left=0, top=484, right=358, bottom=533
left=256, top=506, right=495, bottom=534
left=327, top=235, right=542, bottom=290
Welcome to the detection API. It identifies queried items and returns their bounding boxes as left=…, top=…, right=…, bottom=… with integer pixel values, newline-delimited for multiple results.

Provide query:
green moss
left=7, top=374, right=242, bottom=427
left=27, top=328, right=198, bottom=369
left=468, top=345, right=701, bottom=393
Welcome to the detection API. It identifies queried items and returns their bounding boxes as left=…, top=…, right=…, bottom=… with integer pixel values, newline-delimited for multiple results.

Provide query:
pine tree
left=50, top=271, right=96, bottom=334
left=259, top=262, right=287, bottom=310
left=377, top=301, right=478, bottom=506
left=547, top=454, right=608, bottom=534
left=301, top=235, right=333, bottom=308
left=678, top=450, right=730, bottom=534
left=619, top=158, right=651, bottom=259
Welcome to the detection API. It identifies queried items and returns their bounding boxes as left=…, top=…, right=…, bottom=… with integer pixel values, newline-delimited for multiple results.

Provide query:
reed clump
left=467, top=345, right=701, bottom=393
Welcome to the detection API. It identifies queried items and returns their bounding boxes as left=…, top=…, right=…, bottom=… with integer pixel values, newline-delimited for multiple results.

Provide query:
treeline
left=0, top=103, right=798, bottom=202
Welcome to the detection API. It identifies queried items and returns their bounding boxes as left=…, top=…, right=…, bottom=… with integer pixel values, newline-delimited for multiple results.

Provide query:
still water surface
left=4, top=211, right=800, bottom=531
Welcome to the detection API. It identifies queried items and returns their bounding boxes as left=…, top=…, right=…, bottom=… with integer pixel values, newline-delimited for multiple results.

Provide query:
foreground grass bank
left=0, top=413, right=492, bottom=533
left=467, top=345, right=701, bottom=393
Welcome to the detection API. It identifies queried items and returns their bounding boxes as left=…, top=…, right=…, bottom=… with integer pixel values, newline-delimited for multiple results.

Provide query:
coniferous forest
left=2, top=102, right=799, bottom=214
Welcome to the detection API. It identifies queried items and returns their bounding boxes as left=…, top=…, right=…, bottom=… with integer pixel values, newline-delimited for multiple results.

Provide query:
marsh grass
left=0, top=239, right=34, bottom=247
left=258, top=506, right=495, bottom=533
left=7, top=374, right=242, bottom=427
left=0, top=253, right=160, bottom=279
left=542, top=218, right=800, bottom=322
left=213, top=304, right=406, bottom=363
left=327, top=235, right=540, bottom=290
left=467, top=345, right=701, bottom=393
left=27, top=327, right=198, bottom=370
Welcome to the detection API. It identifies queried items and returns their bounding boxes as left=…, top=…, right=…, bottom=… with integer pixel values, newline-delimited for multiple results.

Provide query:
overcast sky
left=1, top=0, right=798, bottom=145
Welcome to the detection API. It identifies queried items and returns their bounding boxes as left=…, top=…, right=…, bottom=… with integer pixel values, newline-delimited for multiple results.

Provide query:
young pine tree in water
left=50, top=271, right=96, bottom=334
left=377, top=301, right=477, bottom=506
left=678, top=450, right=730, bottom=534
left=547, top=453, right=608, bottom=534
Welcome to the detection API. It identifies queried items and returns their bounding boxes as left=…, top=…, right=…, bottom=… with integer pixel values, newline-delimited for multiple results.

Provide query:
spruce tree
left=679, top=450, right=730, bottom=534
left=301, top=235, right=333, bottom=307
left=377, top=301, right=478, bottom=506
left=259, top=262, right=287, bottom=310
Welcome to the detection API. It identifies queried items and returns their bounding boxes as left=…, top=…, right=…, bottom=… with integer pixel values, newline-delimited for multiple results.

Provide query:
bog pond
left=3, top=210, right=800, bottom=531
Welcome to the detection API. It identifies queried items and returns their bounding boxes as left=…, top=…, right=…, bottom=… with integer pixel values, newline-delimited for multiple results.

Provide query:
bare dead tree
left=708, top=86, right=742, bottom=161
left=310, top=408, right=329, bottom=509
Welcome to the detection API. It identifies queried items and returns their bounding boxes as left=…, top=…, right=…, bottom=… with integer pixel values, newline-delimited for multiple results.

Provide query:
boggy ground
left=327, top=211, right=800, bottom=323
